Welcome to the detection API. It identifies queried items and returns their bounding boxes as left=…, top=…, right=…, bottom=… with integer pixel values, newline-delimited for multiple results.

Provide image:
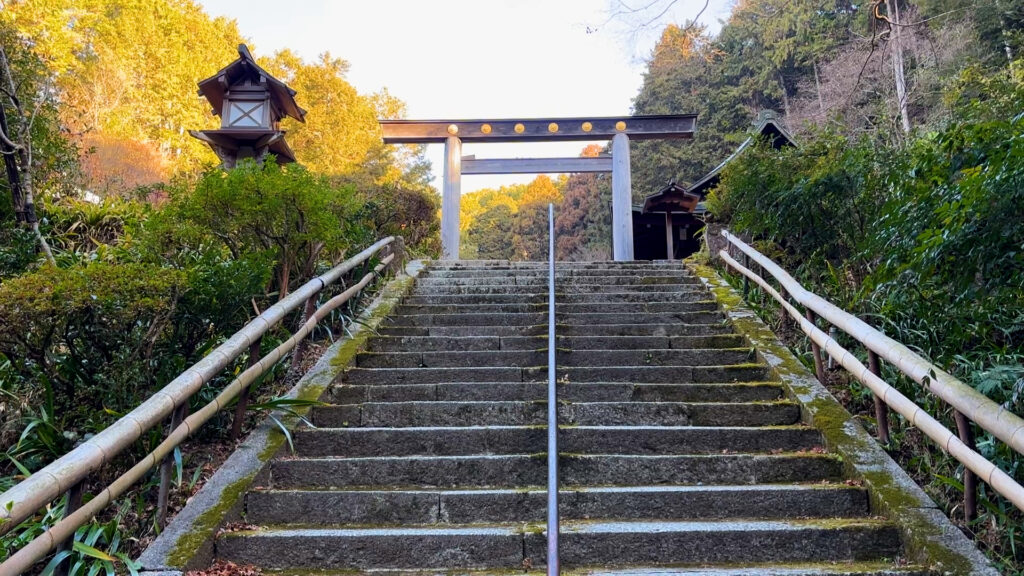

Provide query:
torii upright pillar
left=441, top=136, right=462, bottom=260
left=611, top=133, right=634, bottom=261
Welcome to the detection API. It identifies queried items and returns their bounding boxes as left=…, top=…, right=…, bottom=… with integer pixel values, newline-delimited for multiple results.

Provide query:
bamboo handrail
left=720, top=230, right=1024, bottom=454
left=0, top=237, right=397, bottom=573
left=718, top=231, right=1024, bottom=513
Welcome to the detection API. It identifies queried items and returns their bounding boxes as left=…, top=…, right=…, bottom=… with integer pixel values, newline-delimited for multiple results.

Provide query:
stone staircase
left=216, top=260, right=928, bottom=575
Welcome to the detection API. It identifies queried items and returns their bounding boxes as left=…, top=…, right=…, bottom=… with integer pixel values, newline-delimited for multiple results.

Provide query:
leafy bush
left=709, top=65, right=1024, bottom=570
left=155, top=159, right=366, bottom=298
left=0, top=262, right=185, bottom=418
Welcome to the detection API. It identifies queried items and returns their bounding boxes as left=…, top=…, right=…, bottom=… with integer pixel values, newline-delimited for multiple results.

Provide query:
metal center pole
left=546, top=203, right=560, bottom=575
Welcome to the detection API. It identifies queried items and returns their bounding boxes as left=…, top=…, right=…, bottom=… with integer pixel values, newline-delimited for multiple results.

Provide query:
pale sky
left=197, top=0, right=733, bottom=192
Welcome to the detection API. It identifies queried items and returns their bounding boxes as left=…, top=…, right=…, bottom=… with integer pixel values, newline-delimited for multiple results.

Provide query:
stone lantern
left=190, top=44, right=306, bottom=168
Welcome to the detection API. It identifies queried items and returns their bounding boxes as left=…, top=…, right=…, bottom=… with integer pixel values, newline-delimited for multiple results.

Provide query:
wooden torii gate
left=380, top=115, right=696, bottom=260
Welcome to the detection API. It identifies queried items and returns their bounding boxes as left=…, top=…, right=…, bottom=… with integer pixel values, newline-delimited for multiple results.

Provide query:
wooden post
left=742, top=253, right=750, bottom=297
left=805, top=309, right=826, bottom=384
left=157, top=402, right=188, bottom=529
left=231, top=336, right=262, bottom=441
left=290, top=292, right=320, bottom=374
left=53, top=481, right=84, bottom=576
left=867, top=350, right=890, bottom=444
left=664, top=211, right=675, bottom=260
left=611, top=133, right=634, bottom=261
left=953, top=410, right=978, bottom=523
left=441, top=136, right=462, bottom=260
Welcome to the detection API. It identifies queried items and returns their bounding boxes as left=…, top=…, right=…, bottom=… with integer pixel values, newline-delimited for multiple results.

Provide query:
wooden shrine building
left=631, top=111, right=796, bottom=260
left=633, top=181, right=703, bottom=260
left=190, top=44, right=306, bottom=168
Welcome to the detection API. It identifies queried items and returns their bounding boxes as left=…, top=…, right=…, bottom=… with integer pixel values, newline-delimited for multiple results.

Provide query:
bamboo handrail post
left=805, top=309, right=826, bottom=383
left=290, top=291, right=321, bottom=370
left=742, top=253, right=750, bottom=297
left=53, top=481, right=84, bottom=576
left=231, top=336, right=263, bottom=441
left=157, top=402, right=188, bottom=529
left=953, top=409, right=978, bottom=523
left=868, top=350, right=891, bottom=444
left=352, top=259, right=372, bottom=312
left=717, top=246, right=1024, bottom=512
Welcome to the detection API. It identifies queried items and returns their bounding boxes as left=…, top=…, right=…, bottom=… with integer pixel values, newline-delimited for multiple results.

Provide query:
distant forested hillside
left=467, top=0, right=1024, bottom=260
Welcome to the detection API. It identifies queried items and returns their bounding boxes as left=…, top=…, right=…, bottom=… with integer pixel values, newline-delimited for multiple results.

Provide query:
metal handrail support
left=546, top=203, right=560, bottom=575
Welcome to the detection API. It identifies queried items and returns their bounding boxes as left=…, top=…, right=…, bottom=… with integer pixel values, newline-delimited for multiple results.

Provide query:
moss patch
left=167, top=473, right=255, bottom=568
left=687, top=261, right=993, bottom=575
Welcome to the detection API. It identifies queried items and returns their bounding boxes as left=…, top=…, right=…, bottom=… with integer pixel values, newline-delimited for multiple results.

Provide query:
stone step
left=422, top=267, right=692, bottom=278
left=365, top=334, right=748, bottom=353
left=355, top=348, right=753, bottom=369
left=409, top=284, right=707, bottom=295
left=341, top=365, right=774, bottom=386
left=393, top=301, right=719, bottom=315
left=312, top=401, right=800, bottom=428
left=402, top=291, right=711, bottom=305
left=246, top=483, right=867, bottom=525
left=327, top=381, right=784, bottom=404
left=245, top=564, right=930, bottom=576
left=428, top=260, right=687, bottom=268
left=216, top=518, right=898, bottom=570
left=384, top=311, right=724, bottom=327
left=268, top=453, right=843, bottom=489
left=413, top=272, right=696, bottom=282
left=377, top=323, right=732, bottom=338
left=567, top=566, right=930, bottom=576
left=291, top=425, right=821, bottom=457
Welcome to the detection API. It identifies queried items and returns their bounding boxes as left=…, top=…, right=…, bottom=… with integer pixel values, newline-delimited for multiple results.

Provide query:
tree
left=631, top=23, right=745, bottom=197
left=555, top=145, right=611, bottom=259
left=261, top=50, right=386, bottom=177
left=0, top=23, right=68, bottom=265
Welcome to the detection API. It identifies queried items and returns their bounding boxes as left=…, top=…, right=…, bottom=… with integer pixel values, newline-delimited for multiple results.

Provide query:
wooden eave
left=642, top=181, right=701, bottom=213
left=189, top=128, right=296, bottom=164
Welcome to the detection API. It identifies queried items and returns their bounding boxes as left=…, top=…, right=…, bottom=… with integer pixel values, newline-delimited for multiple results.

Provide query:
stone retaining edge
left=689, top=261, right=999, bottom=576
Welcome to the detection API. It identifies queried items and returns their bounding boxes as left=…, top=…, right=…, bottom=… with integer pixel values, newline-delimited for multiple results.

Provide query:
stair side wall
left=137, top=261, right=427, bottom=574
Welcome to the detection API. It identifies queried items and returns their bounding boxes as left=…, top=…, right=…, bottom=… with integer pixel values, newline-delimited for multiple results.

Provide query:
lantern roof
left=197, top=44, right=306, bottom=123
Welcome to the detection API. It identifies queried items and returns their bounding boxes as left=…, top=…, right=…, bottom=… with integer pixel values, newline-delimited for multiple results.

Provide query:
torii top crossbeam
left=380, top=114, right=696, bottom=144
left=379, top=114, right=697, bottom=260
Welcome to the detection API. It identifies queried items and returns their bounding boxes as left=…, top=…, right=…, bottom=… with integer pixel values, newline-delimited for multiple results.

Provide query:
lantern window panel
left=225, top=100, right=267, bottom=128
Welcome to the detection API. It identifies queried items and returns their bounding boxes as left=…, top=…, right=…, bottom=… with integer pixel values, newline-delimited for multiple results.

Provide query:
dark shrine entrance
left=632, top=210, right=703, bottom=260
left=632, top=180, right=704, bottom=260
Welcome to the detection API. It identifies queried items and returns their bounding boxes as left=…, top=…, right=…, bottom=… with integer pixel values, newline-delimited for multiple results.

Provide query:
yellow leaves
left=520, top=174, right=562, bottom=207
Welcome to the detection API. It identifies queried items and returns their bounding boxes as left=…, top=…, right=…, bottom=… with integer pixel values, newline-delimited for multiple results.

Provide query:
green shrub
left=0, top=262, right=185, bottom=419
left=154, top=159, right=366, bottom=298
left=709, top=65, right=1024, bottom=570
